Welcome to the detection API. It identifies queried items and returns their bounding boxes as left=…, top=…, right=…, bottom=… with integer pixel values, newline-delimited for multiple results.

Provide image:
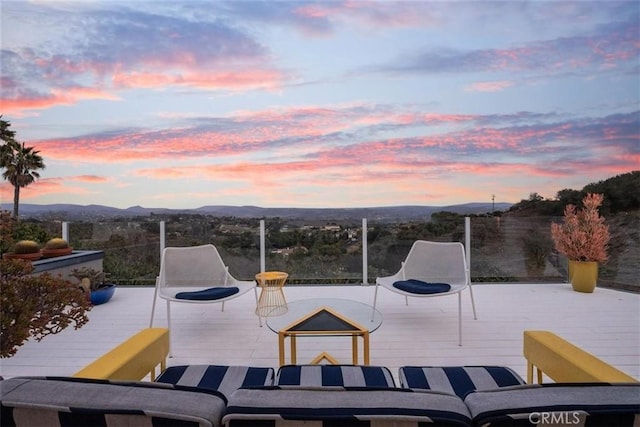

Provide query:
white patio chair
left=371, top=240, right=477, bottom=345
left=149, top=244, right=259, bottom=355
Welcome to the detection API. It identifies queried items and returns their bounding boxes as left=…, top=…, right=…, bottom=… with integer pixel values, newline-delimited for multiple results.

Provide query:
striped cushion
left=399, top=366, right=525, bottom=398
left=276, top=365, right=395, bottom=388
left=465, top=383, right=640, bottom=426
left=0, top=376, right=226, bottom=427
left=223, top=387, right=472, bottom=426
left=156, top=365, right=274, bottom=398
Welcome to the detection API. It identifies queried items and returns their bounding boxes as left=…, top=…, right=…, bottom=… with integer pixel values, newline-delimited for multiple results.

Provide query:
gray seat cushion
left=399, top=366, right=525, bottom=398
left=156, top=365, right=274, bottom=399
left=223, top=387, right=472, bottom=426
left=276, top=365, right=395, bottom=387
left=0, top=377, right=227, bottom=427
left=464, top=383, right=640, bottom=427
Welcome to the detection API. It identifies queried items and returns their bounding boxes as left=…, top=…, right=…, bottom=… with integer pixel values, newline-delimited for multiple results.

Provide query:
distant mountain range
left=2, top=202, right=512, bottom=221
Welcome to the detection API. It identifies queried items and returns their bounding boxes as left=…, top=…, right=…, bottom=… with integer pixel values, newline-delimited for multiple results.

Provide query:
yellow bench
left=73, top=328, right=169, bottom=381
left=523, top=330, right=637, bottom=384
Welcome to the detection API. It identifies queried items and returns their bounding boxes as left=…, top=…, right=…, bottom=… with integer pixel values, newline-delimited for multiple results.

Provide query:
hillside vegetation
left=2, top=171, right=637, bottom=290
left=504, top=171, right=639, bottom=290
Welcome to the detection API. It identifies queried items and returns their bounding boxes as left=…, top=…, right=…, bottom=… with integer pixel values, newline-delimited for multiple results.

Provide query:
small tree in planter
left=550, top=193, right=610, bottom=292
left=0, top=258, right=91, bottom=357
left=70, top=267, right=116, bottom=305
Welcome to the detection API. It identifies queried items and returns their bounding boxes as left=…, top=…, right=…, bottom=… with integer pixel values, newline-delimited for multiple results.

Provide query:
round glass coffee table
left=266, top=298, right=383, bottom=366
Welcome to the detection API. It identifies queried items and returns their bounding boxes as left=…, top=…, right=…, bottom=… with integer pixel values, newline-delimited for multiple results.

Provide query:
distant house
left=271, top=246, right=309, bottom=257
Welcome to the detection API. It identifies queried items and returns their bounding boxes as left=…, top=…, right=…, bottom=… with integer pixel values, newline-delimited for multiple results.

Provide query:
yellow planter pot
left=569, top=260, right=598, bottom=293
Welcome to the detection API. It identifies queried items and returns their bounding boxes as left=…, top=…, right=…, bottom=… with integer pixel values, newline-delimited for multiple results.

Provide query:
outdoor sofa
left=1, top=328, right=638, bottom=427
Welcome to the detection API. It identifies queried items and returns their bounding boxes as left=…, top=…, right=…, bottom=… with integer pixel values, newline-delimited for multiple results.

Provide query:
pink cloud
left=0, top=178, right=95, bottom=202
left=72, top=175, right=109, bottom=183
left=1, top=86, right=120, bottom=115
left=465, top=80, right=514, bottom=92
left=112, top=69, right=286, bottom=91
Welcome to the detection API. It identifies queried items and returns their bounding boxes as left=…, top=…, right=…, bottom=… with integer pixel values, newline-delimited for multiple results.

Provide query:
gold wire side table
left=255, top=271, right=289, bottom=321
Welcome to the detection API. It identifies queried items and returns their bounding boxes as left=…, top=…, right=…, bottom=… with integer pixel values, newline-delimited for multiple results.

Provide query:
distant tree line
left=508, top=171, right=639, bottom=216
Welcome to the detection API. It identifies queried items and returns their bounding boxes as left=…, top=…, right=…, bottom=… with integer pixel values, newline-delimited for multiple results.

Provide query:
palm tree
left=1, top=118, right=46, bottom=220
left=0, top=116, right=16, bottom=142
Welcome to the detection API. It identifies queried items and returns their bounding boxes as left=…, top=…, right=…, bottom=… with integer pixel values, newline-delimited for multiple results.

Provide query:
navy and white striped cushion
left=465, top=383, right=640, bottom=427
left=0, top=376, right=226, bottom=427
left=155, top=365, right=274, bottom=398
left=399, top=366, right=525, bottom=398
left=276, top=365, right=395, bottom=387
left=223, top=387, right=472, bottom=426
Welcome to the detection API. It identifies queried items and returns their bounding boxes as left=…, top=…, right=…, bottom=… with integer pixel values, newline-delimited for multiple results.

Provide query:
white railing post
left=260, top=219, right=266, bottom=273
left=160, top=221, right=165, bottom=257
left=362, top=218, right=368, bottom=285
left=465, top=217, right=471, bottom=271
left=62, top=221, right=69, bottom=241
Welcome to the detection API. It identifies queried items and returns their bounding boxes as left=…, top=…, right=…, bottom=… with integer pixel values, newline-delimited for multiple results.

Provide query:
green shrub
left=0, top=259, right=91, bottom=358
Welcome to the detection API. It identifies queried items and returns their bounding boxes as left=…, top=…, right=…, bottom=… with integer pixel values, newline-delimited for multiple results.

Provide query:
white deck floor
left=2, top=283, right=639, bottom=385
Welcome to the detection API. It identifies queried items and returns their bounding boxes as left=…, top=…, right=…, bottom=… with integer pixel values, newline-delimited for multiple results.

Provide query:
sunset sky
left=1, top=1, right=638, bottom=209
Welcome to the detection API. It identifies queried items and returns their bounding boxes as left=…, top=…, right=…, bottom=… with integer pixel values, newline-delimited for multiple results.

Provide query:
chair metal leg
left=458, top=292, right=462, bottom=346
left=254, top=287, right=262, bottom=327
left=371, top=283, right=379, bottom=321
left=166, top=300, right=173, bottom=358
left=149, top=281, right=159, bottom=328
left=468, top=283, right=478, bottom=320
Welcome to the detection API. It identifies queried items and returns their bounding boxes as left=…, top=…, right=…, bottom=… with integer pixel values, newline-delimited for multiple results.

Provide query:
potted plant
left=70, top=267, right=116, bottom=305
left=42, top=237, right=73, bottom=258
left=2, top=240, right=42, bottom=261
left=550, top=193, right=610, bottom=293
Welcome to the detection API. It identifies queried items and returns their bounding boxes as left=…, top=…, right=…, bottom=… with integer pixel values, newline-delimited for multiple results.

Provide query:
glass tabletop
left=266, top=298, right=383, bottom=334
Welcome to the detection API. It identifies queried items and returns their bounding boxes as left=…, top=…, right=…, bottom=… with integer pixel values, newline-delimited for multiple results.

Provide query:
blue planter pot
left=90, top=284, right=116, bottom=305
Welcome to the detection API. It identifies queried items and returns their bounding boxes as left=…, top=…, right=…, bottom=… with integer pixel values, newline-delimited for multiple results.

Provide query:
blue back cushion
left=156, top=365, right=274, bottom=399
left=276, top=365, right=395, bottom=388
left=400, top=366, right=525, bottom=398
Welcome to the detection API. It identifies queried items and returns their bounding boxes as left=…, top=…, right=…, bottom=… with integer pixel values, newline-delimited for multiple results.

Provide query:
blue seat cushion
left=393, top=279, right=451, bottom=294
left=399, top=366, right=526, bottom=399
left=175, top=286, right=239, bottom=300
